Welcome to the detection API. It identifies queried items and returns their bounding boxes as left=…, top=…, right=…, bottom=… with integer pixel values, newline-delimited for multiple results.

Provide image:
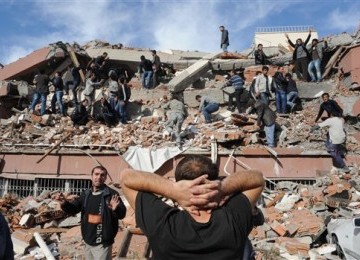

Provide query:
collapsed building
left=0, top=26, right=360, bottom=259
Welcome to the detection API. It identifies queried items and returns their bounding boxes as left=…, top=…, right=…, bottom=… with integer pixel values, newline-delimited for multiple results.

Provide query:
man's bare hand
left=285, top=33, right=289, bottom=39
left=109, top=194, right=121, bottom=211
left=190, top=180, right=224, bottom=210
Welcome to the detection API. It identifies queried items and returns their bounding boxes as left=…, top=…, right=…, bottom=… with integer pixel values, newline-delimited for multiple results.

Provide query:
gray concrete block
left=296, top=81, right=335, bottom=99
left=184, top=88, right=225, bottom=108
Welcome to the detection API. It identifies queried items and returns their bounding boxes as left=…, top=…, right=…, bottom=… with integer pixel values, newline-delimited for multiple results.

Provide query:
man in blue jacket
left=56, top=166, right=126, bottom=260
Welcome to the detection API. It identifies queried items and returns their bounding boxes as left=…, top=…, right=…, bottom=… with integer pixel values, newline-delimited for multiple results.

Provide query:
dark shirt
left=140, top=59, right=153, bottom=72
left=315, top=100, right=343, bottom=122
left=52, top=76, right=64, bottom=91
left=136, top=192, right=252, bottom=260
left=221, top=29, right=229, bottom=46
left=71, top=67, right=81, bottom=83
left=0, top=212, right=14, bottom=260
left=272, top=72, right=287, bottom=92
left=255, top=100, right=276, bottom=126
left=61, top=186, right=126, bottom=247
left=34, top=73, right=50, bottom=94
left=83, top=192, right=103, bottom=245
left=286, top=79, right=298, bottom=93
left=254, top=49, right=267, bottom=65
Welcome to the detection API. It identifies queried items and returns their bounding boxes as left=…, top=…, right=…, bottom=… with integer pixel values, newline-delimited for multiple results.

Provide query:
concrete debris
left=0, top=30, right=359, bottom=259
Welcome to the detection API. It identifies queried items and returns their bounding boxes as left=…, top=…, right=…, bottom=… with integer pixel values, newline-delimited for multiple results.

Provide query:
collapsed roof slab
left=168, top=52, right=221, bottom=93
left=85, top=48, right=209, bottom=72
left=0, top=47, right=52, bottom=81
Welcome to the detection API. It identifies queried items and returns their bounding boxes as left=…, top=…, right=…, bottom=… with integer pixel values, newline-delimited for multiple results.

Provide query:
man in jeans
left=253, top=100, right=276, bottom=147
left=272, top=66, right=287, bottom=114
left=311, top=112, right=349, bottom=172
left=139, top=55, right=153, bottom=89
left=223, top=70, right=244, bottom=112
left=30, top=69, right=50, bottom=115
left=65, top=65, right=82, bottom=104
left=254, top=66, right=272, bottom=105
left=285, top=73, right=299, bottom=113
left=219, top=25, right=229, bottom=52
left=51, top=71, right=65, bottom=116
left=196, top=95, right=219, bottom=123
left=308, top=38, right=323, bottom=82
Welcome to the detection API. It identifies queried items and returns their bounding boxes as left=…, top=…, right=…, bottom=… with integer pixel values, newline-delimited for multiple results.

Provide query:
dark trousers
left=295, top=57, right=309, bottom=81
left=325, top=136, right=346, bottom=168
left=228, top=89, right=243, bottom=112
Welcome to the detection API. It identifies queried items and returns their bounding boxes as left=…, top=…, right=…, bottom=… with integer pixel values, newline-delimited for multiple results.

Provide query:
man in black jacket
left=285, top=29, right=312, bottom=81
left=30, top=69, right=50, bottom=115
left=253, top=100, right=277, bottom=147
left=219, top=25, right=229, bottom=52
left=56, top=166, right=126, bottom=260
left=315, top=92, right=343, bottom=122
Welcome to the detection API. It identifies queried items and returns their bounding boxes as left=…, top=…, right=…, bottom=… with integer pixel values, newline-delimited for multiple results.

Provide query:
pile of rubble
left=1, top=166, right=359, bottom=259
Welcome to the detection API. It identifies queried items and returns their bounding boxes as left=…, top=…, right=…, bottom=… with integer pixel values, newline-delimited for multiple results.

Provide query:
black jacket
left=254, top=49, right=268, bottom=65
left=118, top=84, right=131, bottom=102
left=255, top=100, right=276, bottom=127
left=315, top=100, right=343, bottom=122
left=52, top=76, right=64, bottom=91
left=288, top=33, right=311, bottom=60
left=34, top=73, right=50, bottom=94
left=272, top=72, right=287, bottom=92
left=0, top=213, right=14, bottom=260
left=61, top=185, right=126, bottom=246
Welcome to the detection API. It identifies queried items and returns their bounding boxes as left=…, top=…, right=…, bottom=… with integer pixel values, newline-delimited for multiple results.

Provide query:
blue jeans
left=287, top=91, right=298, bottom=108
left=325, top=136, right=346, bottom=168
left=221, top=43, right=228, bottom=52
left=141, top=71, right=153, bottom=89
left=308, top=59, right=322, bottom=82
left=265, top=124, right=275, bottom=147
left=202, top=103, right=219, bottom=123
left=51, top=90, right=64, bottom=115
left=30, top=92, right=47, bottom=116
left=275, top=90, right=287, bottom=113
left=115, top=100, right=128, bottom=123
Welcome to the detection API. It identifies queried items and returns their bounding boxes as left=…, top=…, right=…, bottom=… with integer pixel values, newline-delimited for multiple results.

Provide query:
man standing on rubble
left=162, top=93, right=188, bottom=146
left=252, top=99, right=277, bottom=147
left=315, top=92, right=343, bottom=123
left=285, top=29, right=312, bottom=81
left=139, top=55, right=153, bottom=89
left=56, top=166, right=126, bottom=260
left=254, top=66, right=272, bottom=105
left=83, top=73, right=103, bottom=113
left=311, top=112, right=349, bottom=172
left=219, top=25, right=229, bottom=52
left=65, top=65, right=82, bottom=104
left=151, top=50, right=161, bottom=88
left=120, top=154, right=264, bottom=260
left=30, top=69, right=50, bottom=116
left=223, top=70, right=245, bottom=112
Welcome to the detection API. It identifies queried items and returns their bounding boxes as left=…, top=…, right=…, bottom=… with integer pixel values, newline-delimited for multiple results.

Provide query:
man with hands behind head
left=56, top=166, right=126, bottom=260
left=120, top=154, right=264, bottom=260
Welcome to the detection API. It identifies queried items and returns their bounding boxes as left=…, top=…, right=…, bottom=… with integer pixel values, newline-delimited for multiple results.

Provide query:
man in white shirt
left=311, top=112, right=349, bottom=172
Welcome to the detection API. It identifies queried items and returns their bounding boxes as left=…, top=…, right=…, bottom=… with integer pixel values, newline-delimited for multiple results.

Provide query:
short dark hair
left=103, top=52, right=108, bottom=56
left=257, top=44, right=263, bottom=47
left=119, top=77, right=125, bottom=84
left=91, top=165, right=108, bottom=175
left=195, top=95, right=201, bottom=100
left=140, top=55, right=145, bottom=60
left=322, top=92, right=329, bottom=98
left=262, top=66, right=269, bottom=71
left=151, top=50, right=156, bottom=54
left=175, top=155, right=218, bottom=181
left=219, top=25, right=224, bottom=29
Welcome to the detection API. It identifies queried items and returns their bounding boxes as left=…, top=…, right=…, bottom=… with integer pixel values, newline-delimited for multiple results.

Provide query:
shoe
left=338, top=166, right=350, bottom=173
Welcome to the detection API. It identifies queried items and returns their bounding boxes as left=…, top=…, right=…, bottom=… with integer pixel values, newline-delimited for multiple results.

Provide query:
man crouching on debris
left=55, top=166, right=126, bottom=260
left=120, top=154, right=264, bottom=259
left=311, top=112, right=350, bottom=173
